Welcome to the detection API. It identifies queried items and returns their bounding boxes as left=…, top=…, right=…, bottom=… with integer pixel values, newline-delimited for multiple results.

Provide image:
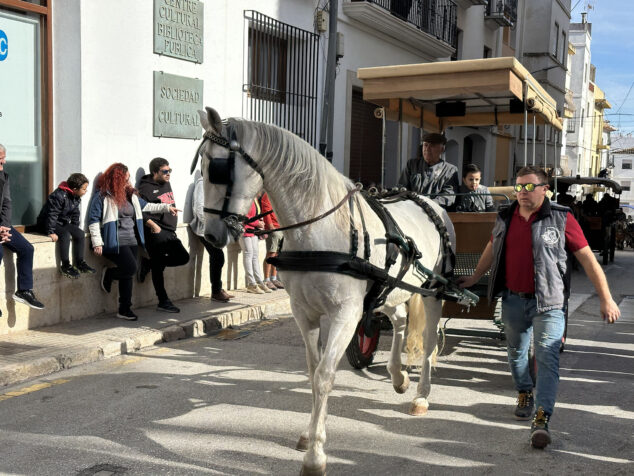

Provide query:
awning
left=358, top=57, right=563, bottom=131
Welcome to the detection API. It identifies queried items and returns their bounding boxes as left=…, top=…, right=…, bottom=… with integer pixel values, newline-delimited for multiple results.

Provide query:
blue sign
left=0, top=30, right=7, bottom=61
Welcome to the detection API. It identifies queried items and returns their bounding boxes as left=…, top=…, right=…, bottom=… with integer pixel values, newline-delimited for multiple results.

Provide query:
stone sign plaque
left=153, top=71, right=203, bottom=139
left=154, top=0, right=204, bottom=63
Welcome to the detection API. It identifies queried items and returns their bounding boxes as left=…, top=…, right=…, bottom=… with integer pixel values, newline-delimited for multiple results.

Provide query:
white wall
left=611, top=135, right=634, bottom=205
left=53, top=0, right=321, bottom=224
left=567, top=23, right=592, bottom=176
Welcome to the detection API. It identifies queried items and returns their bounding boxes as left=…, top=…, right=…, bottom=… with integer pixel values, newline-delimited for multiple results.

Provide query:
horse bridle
left=190, top=124, right=265, bottom=239
left=191, top=122, right=360, bottom=240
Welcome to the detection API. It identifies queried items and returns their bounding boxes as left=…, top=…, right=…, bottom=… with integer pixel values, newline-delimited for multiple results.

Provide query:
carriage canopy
left=357, top=57, right=563, bottom=132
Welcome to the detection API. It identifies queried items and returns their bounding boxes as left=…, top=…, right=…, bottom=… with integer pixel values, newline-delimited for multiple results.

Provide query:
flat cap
left=422, top=132, right=447, bottom=144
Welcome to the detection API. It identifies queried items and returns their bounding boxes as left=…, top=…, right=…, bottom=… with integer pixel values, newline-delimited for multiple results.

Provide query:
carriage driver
left=458, top=165, right=620, bottom=449
left=397, top=132, right=459, bottom=209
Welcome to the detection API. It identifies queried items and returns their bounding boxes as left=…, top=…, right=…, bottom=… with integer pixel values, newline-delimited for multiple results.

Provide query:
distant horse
left=195, top=107, right=456, bottom=476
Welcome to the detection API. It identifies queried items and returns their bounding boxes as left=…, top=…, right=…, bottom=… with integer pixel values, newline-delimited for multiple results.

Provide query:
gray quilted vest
left=489, top=200, right=569, bottom=313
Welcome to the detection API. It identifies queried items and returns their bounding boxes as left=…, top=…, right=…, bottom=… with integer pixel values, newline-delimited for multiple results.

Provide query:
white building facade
left=611, top=135, right=634, bottom=213
left=566, top=16, right=593, bottom=177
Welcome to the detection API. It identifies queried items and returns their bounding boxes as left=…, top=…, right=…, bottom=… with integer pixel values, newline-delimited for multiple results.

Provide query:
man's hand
left=0, top=226, right=12, bottom=243
left=600, top=298, right=620, bottom=324
left=146, top=219, right=161, bottom=234
left=49, top=233, right=58, bottom=242
left=255, top=219, right=265, bottom=230
left=458, top=275, right=479, bottom=289
left=169, top=207, right=180, bottom=216
left=93, top=246, right=102, bottom=256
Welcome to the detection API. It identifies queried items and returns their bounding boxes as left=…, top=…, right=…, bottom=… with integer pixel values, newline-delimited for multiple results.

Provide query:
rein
left=252, top=186, right=361, bottom=236
left=192, top=124, right=360, bottom=239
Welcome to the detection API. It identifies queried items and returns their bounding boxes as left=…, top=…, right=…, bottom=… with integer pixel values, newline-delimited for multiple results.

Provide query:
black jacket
left=0, top=171, right=12, bottom=228
left=137, top=174, right=177, bottom=231
left=36, top=182, right=81, bottom=234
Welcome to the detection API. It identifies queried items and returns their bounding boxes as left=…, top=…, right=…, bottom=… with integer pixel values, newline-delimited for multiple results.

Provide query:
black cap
left=422, top=132, right=447, bottom=145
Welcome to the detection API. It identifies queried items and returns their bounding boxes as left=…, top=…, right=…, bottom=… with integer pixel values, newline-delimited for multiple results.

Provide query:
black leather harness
left=192, top=125, right=479, bottom=336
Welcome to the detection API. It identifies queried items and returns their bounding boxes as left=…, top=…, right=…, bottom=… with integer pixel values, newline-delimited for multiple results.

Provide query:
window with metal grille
left=243, top=11, right=319, bottom=147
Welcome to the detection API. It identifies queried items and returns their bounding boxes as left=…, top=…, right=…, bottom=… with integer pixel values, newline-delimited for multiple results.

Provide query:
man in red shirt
left=459, top=166, right=620, bottom=449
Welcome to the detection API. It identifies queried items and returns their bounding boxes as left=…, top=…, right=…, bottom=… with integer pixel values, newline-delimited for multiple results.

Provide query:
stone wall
left=0, top=225, right=256, bottom=336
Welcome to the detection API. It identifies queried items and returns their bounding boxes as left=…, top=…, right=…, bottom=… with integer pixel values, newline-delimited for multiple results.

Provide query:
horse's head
left=194, top=107, right=264, bottom=247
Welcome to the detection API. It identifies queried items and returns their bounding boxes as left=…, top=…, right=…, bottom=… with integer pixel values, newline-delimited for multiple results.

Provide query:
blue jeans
left=502, top=292, right=565, bottom=416
left=0, top=227, right=34, bottom=291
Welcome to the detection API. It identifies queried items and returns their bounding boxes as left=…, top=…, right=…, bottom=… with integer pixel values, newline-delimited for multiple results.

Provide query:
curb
left=0, top=297, right=292, bottom=388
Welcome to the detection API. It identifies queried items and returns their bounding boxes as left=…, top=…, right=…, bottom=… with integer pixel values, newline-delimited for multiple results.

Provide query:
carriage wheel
left=610, top=225, right=616, bottom=262
left=345, top=319, right=381, bottom=369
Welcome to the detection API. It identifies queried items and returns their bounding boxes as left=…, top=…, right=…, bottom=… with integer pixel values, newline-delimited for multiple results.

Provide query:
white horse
left=196, top=107, right=456, bottom=476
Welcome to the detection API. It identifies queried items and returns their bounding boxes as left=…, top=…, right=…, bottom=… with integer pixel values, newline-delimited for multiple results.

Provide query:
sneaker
left=211, top=289, right=234, bottom=302
left=60, top=263, right=80, bottom=279
left=76, top=261, right=96, bottom=274
left=258, top=283, right=273, bottom=294
left=157, top=300, right=180, bottom=313
left=246, top=284, right=265, bottom=294
left=514, top=391, right=535, bottom=420
left=271, top=279, right=285, bottom=289
left=101, top=267, right=112, bottom=293
left=13, top=290, right=45, bottom=310
left=530, top=407, right=551, bottom=449
left=265, top=281, right=278, bottom=291
left=116, top=308, right=138, bottom=321
left=137, top=257, right=151, bottom=283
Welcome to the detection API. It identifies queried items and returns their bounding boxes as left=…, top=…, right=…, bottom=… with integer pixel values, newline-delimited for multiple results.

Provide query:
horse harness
left=190, top=126, right=270, bottom=240
left=192, top=127, right=478, bottom=333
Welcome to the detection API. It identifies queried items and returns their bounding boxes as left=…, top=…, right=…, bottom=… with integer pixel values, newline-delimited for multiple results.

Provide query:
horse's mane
left=227, top=118, right=354, bottom=228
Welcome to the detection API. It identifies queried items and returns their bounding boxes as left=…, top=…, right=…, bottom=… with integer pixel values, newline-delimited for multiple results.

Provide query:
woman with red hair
left=88, top=163, right=178, bottom=320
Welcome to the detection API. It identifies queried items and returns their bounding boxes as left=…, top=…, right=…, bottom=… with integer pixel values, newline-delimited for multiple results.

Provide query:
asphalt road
left=0, top=253, right=633, bottom=475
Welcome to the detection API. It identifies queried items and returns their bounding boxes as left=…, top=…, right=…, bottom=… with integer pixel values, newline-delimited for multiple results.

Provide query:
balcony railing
left=351, top=0, right=457, bottom=47
left=485, top=0, right=517, bottom=27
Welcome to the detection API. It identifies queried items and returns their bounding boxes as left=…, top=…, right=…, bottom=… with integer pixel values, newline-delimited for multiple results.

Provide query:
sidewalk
left=0, top=290, right=291, bottom=388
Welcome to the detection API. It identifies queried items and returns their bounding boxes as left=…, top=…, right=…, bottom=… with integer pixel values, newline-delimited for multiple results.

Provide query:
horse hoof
left=300, top=464, right=326, bottom=476
left=393, top=371, right=410, bottom=394
left=409, top=401, right=429, bottom=416
left=296, top=435, right=309, bottom=452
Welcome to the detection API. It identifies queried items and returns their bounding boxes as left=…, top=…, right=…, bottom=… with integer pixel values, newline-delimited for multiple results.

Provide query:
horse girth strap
left=267, top=251, right=467, bottom=302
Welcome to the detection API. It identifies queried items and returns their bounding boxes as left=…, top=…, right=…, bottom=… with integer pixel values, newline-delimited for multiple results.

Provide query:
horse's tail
left=405, top=294, right=438, bottom=367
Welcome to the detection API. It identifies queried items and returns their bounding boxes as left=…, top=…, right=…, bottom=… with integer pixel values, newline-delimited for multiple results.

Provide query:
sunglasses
left=159, top=169, right=173, bottom=175
left=514, top=182, right=547, bottom=193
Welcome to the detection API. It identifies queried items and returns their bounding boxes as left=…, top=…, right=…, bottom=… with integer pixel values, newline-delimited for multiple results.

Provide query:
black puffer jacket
left=36, top=182, right=81, bottom=234
left=137, top=174, right=177, bottom=231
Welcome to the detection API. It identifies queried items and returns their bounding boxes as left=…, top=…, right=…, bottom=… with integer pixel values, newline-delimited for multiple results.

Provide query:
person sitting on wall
left=0, top=143, right=45, bottom=313
left=397, top=132, right=459, bottom=209
left=455, top=164, right=495, bottom=212
left=36, top=173, right=96, bottom=279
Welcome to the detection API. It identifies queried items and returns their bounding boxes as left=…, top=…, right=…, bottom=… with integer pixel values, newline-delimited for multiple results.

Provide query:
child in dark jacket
left=37, top=173, right=96, bottom=278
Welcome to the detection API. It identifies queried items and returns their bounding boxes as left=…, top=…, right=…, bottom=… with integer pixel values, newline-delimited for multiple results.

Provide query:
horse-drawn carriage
left=195, top=57, right=565, bottom=475
left=552, top=176, right=622, bottom=265
left=347, top=57, right=565, bottom=368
